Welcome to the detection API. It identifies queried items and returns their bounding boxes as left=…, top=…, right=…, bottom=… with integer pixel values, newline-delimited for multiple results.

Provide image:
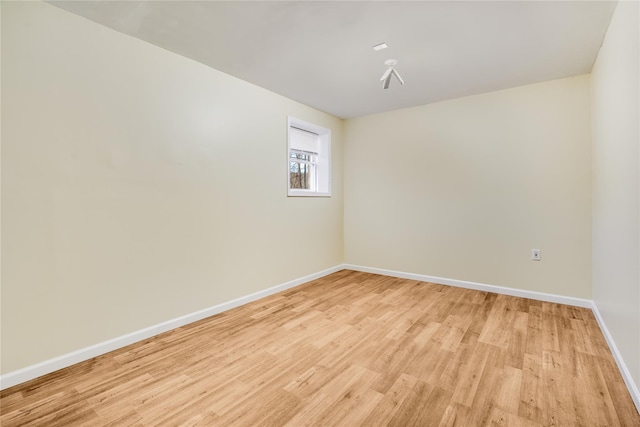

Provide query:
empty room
left=1, top=0, right=639, bottom=425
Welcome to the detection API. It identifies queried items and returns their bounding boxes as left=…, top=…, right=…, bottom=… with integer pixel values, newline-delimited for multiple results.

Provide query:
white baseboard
left=0, top=265, right=344, bottom=391
left=343, top=264, right=593, bottom=308
left=591, top=303, right=640, bottom=414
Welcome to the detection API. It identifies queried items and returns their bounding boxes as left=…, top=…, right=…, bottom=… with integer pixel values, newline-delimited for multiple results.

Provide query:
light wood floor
left=1, top=270, right=638, bottom=426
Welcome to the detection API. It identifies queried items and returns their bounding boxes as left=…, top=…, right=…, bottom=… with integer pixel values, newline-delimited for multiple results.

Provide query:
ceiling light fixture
left=373, top=43, right=388, bottom=51
left=380, top=59, right=404, bottom=89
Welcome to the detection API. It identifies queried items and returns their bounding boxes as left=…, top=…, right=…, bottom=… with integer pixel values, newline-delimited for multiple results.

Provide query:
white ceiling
left=49, top=1, right=616, bottom=119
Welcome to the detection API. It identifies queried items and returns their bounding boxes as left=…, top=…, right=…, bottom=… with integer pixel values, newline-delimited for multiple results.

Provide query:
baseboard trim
left=591, top=302, right=640, bottom=414
left=0, top=265, right=344, bottom=391
left=343, top=264, right=592, bottom=308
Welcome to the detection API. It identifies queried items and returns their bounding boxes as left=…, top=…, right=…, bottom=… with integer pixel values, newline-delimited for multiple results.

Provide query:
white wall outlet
left=531, top=249, right=541, bottom=261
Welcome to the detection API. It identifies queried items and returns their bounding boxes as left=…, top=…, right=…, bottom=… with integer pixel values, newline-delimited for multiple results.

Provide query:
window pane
left=290, top=161, right=314, bottom=189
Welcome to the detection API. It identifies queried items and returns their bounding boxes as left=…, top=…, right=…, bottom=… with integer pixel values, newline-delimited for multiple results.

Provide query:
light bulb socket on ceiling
left=380, top=59, right=404, bottom=89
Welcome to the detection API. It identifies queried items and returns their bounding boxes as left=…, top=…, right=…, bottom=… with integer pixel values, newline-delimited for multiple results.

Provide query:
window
left=287, top=117, right=331, bottom=197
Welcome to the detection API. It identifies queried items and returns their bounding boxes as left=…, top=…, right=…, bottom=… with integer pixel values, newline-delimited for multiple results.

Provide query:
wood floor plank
left=485, top=406, right=540, bottom=427
left=518, top=353, right=544, bottom=424
left=494, top=365, right=523, bottom=415
left=360, top=373, right=418, bottom=426
left=506, top=311, right=529, bottom=369
left=437, top=402, right=472, bottom=427
left=283, top=364, right=380, bottom=426
left=1, top=270, right=638, bottom=426
left=450, top=342, right=495, bottom=407
left=387, top=379, right=436, bottom=427
left=478, top=296, right=514, bottom=349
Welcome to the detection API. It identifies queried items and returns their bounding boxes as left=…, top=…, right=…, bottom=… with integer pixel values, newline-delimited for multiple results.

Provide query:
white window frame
left=287, top=117, right=331, bottom=197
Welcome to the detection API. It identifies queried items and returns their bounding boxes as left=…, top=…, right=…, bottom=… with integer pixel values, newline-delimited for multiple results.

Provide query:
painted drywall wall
left=1, top=1, right=343, bottom=374
left=591, top=0, right=640, bottom=391
left=344, top=75, right=592, bottom=298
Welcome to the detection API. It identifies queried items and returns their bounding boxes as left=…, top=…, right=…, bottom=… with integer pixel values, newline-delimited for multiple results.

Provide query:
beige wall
left=591, top=0, right=640, bottom=390
left=1, top=2, right=343, bottom=373
left=345, top=75, right=592, bottom=298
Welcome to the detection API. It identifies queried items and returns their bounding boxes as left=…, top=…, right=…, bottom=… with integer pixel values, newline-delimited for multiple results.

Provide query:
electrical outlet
left=531, top=249, right=541, bottom=261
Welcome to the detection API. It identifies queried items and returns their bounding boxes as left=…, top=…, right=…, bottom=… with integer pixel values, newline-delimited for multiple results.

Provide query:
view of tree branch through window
left=287, top=117, right=331, bottom=197
left=289, top=150, right=317, bottom=190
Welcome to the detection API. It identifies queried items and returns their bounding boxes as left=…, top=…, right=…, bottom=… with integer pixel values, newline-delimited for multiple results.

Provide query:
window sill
left=288, top=190, right=331, bottom=198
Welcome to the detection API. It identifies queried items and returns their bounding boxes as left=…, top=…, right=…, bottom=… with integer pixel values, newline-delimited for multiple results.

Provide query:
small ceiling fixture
left=380, top=59, right=404, bottom=89
left=372, top=42, right=388, bottom=51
